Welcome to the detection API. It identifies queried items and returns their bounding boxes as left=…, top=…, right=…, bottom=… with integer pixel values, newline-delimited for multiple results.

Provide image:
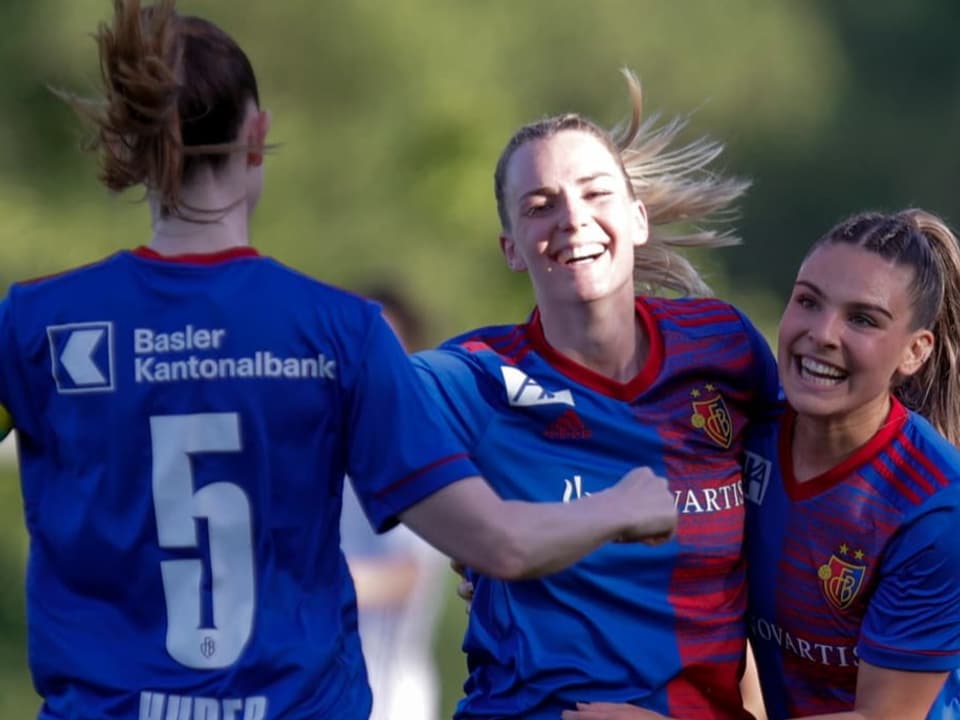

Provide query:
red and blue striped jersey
left=414, top=296, right=780, bottom=720
left=0, top=247, right=477, bottom=720
left=745, top=398, right=960, bottom=719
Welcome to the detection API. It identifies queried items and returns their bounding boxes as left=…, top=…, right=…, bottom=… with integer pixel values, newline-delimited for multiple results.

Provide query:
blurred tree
left=0, top=0, right=858, bottom=336
left=1, top=2, right=959, bottom=715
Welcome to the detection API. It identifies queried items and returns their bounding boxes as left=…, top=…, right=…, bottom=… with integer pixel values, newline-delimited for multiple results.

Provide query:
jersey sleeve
left=411, top=348, right=495, bottom=451
left=733, top=306, right=783, bottom=422
left=859, top=486, right=960, bottom=671
left=345, top=313, right=479, bottom=533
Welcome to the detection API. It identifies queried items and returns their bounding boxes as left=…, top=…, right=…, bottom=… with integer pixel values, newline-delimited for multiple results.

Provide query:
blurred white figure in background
left=340, top=284, right=446, bottom=720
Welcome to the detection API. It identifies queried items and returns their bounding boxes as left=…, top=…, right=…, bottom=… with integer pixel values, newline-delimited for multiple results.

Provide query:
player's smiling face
left=778, top=242, right=932, bottom=425
left=498, top=130, right=648, bottom=307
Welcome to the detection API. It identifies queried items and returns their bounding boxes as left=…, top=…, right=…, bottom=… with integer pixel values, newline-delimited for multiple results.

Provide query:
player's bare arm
left=400, top=466, right=677, bottom=580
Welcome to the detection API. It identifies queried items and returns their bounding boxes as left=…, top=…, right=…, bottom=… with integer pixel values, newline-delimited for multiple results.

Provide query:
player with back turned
left=0, top=3, right=677, bottom=719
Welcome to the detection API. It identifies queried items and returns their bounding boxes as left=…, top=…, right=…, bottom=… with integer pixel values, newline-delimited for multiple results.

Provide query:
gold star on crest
left=854, top=549, right=865, bottom=561
left=691, top=389, right=701, bottom=398
left=839, top=543, right=849, bottom=555
left=706, top=384, right=716, bottom=392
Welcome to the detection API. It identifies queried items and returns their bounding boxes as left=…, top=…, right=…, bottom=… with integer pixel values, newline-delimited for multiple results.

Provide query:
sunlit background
left=1, top=0, right=958, bottom=716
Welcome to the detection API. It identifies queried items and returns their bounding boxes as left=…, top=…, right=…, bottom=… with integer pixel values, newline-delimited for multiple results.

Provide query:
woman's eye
left=585, top=190, right=612, bottom=200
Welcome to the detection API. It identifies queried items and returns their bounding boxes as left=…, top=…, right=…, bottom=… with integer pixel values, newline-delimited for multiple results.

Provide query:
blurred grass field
left=0, top=458, right=470, bottom=718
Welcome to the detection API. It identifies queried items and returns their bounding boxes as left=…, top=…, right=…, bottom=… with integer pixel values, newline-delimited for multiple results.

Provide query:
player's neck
left=149, top=198, right=251, bottom=256
left=790, top=397, right=890, bottom=482
left=147, top=169, right=253, bottom=256
left=538, top=295, right=646, bottom=382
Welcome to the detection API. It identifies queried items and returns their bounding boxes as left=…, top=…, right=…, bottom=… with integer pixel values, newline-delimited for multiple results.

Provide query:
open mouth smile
left=555, top=243, right=607, bottom=266
left=797, top=355, right=848, bottom=386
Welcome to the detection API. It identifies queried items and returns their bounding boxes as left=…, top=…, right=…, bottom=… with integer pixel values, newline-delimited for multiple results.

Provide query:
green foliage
left=9, top=0, right=947, bottom=339
left=0, top=463, right=37, bottom=717
left=1, top=0, right=960, bottom=713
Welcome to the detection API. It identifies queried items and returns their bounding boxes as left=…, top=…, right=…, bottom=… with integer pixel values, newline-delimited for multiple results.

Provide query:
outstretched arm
left=400, top=466, right=676, bottom=580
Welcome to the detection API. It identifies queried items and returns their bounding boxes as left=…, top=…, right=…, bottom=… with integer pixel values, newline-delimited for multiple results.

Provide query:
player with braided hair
left=565, top=209, right=960, bottom=719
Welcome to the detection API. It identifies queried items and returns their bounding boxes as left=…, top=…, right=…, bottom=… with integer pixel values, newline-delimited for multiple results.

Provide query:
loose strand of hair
left=614, top=69, right=749, bottom=296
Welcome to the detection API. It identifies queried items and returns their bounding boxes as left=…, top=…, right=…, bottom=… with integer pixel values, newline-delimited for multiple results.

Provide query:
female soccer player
left=0, top=3, right=678, bottom=719
left=563, top=210, right=960, bottom=720
left=413, top=71, right=781, bottom=719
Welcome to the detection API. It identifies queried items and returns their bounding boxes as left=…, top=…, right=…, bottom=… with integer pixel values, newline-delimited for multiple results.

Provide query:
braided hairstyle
left=808, top=209, right=960, bottom=445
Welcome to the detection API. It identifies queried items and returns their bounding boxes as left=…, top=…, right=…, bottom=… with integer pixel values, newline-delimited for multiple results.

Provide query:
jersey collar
left=132, top=246, right=261, bottom=264
left=523, top=297, right=665, bottom=400
left=781, top=396, right=908, bottom=500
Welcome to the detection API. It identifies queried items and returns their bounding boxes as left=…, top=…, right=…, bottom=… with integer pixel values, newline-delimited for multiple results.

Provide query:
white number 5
left=150, top=413, right=255, bottom=670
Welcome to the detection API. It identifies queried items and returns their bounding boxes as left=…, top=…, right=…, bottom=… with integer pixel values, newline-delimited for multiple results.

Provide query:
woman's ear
left=246, top=109, right=271, bottom=167
left=500, top=233, right=527, bottom=272
left=632, top=199, right=649, bottom=248
left=898, top=328, right=935, bottom=377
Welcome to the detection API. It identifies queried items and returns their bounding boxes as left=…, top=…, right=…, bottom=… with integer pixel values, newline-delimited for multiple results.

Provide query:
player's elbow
left=464, top=526, right=537, bottom=580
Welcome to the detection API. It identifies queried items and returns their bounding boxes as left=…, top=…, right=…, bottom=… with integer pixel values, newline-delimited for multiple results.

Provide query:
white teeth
left=557, top=244, right=606, bottom=264
left=799, top=356, right=847, bottom=384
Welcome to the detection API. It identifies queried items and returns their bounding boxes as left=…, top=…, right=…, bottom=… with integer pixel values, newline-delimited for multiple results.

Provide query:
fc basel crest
left=689, top=385, right=732, bottom=448
left=818, top=545, right=867, bottom=610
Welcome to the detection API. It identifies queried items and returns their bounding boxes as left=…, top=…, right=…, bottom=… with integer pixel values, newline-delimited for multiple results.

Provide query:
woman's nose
left=807, top=311, right=841, bottom=347
left=556, top=194, right=589, bottom=231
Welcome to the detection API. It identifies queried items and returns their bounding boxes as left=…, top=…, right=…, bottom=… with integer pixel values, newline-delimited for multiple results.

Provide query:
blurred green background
left=1, top=0, right=959, bottom=716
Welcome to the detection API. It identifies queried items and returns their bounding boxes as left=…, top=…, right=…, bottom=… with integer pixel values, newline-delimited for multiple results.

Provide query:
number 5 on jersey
left=150, top=413, right=255, bottom=670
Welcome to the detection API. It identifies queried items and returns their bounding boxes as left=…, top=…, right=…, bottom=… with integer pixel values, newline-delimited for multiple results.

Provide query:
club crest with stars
left=689, top=384, right=733, bottom=448
left=818, top=544, right=867, bottom=610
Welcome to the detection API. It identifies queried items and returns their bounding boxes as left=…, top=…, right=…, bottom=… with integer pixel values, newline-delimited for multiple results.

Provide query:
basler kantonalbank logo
left=48, top=322, right=116, bottom=394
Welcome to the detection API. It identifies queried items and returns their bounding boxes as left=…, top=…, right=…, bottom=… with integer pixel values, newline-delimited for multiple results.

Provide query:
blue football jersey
left=745, top=398, right=960, bottom=720
left=414, top=297, right=780, bottom=720
left=0, top=247, right=477, bottom=720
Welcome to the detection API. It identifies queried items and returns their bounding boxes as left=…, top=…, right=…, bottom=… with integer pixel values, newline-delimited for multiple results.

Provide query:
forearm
left=401, top=476, right=642, bottom=580
left=788, top=661, right=949, bottom=720
left=469, top=489, right=635, bottom=579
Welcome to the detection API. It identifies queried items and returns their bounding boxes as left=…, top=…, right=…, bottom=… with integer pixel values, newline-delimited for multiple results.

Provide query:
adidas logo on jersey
left=544, top=409, right=592, bottom=440
left=500, top=366, right=574, bottom=407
